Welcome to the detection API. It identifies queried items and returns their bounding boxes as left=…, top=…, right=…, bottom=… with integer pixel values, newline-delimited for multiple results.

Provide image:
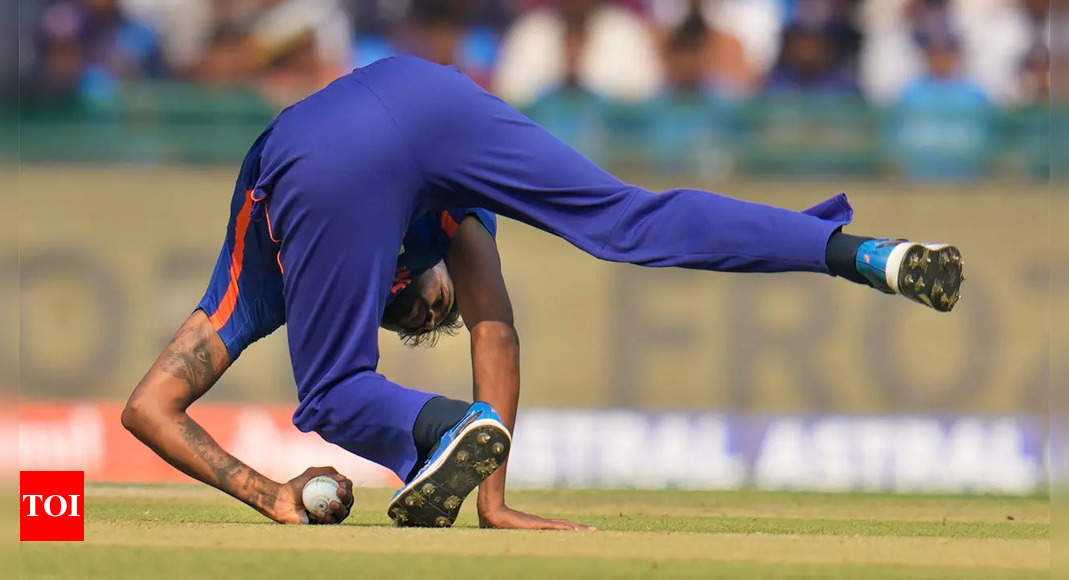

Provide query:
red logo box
left=20, top=471, right=85, bottom=541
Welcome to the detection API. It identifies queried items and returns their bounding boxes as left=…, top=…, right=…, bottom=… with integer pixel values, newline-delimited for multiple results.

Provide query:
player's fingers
left=310, top=509, right=337, bottom=525
left=299, top=466, right=332, bottom=482
left=330, top=500, right=350, bottom=523
left=333, top=476, right=353, bottom=493
left=335, top=484, right=353, bottom=507
left=547, top=519, right=596, bottom=531
left=328, top=472, right=352, bottom=488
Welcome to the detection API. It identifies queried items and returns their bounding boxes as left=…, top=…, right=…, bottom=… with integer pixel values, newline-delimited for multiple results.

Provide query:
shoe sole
left=894, top=244, right=965, bottom=312
left=386, top=421, right=511, bottom=528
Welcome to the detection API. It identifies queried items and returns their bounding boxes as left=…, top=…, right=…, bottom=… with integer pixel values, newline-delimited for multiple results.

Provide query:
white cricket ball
left=301, top=475, right=342, bottom=521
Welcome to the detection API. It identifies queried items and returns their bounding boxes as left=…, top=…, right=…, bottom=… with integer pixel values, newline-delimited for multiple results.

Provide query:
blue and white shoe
left=387, top=402, right=511, bottom=527
left=856, top=238, right=965, bottom=312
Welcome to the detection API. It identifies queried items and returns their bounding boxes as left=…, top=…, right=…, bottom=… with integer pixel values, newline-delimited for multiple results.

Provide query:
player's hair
left=396, top=301, right=463, bottom=348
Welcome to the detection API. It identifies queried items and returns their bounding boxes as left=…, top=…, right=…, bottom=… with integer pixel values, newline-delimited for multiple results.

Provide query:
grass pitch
left=20, top=484, right=1049, bottom=579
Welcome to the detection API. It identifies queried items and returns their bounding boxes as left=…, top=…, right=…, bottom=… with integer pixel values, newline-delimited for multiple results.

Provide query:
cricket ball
left=301, top=475, right=342, bottom=521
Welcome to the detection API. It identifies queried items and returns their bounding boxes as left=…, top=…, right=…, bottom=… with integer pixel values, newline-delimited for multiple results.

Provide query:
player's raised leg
left=369, top=57, right=964, bottom=311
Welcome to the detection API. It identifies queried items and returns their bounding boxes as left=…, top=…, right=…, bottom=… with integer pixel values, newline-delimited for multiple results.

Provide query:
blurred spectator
left=862, top=0, right=1048, bottom=106
left=858, top=0, right=944, bottom=104
left=189, top=0, right=352, bottom=105
left=32, top=0, right=163, bottom=103
left=401, top=2, right=472, bottom=67
left=1011, top=42, right=1049, bottom=178
left=644, top=10, right=740, bottom=176
left=660, top=11, right=714, bottom=95
left=647, top=0, right=755, bottom=96
left=953, top=0, right=1048, bottom=106
left=1016, top=43, right=1049, bottom=106
left=495, top=0, right=663, bottom=106
left=788, top=0, right=862, bottom=70
left=890, top=28, right=994, bottom=180
left=647, top=0, right=783, bottom=80
left=119, top=0, right=214, bottom=75
left=524, top=15, right=610, bottom=160
left=345, top=0, right=513, bottom=37
left=765, top=24, right=859, bottom=97
left=366, top=0, right=503, bottom=87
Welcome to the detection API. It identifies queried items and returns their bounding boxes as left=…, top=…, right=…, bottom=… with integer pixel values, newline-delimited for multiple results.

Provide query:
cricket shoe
left=387, top=402, right=511, bottom=527
left=856, top=238, right=965, bottom=312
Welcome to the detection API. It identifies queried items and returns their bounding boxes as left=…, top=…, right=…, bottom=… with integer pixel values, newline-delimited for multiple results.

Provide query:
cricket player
left=121, top=56, right=964, bottom=530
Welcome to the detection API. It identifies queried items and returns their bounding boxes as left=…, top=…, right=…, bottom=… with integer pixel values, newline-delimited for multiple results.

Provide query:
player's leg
left=370, top=57, right=963, bottom=310
left=250, top=90, right=511, bottom=525
left=251, top=102, right=439, bottom=480
left=388, top=399, right=512, bottom=527
left=410, top=397, right=472, bottom=476
left=290, top=372, right=511, bottom=528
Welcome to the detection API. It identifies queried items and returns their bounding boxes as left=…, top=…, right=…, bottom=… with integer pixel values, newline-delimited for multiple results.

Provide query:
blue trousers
left=201, top=56, right=852, bottom=480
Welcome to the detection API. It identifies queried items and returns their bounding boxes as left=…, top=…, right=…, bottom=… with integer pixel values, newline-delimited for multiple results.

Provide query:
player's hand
left=478, top=505, right=595, bottom=531
left=272, top=466, right=354, bottom=525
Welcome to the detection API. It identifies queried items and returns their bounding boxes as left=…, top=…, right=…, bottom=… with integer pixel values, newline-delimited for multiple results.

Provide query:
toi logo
left=20, top=471, right=85, bottom=541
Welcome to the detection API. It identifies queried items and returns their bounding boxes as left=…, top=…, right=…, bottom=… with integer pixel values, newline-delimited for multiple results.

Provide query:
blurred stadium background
left=13, top=0, right=1055, bottom=496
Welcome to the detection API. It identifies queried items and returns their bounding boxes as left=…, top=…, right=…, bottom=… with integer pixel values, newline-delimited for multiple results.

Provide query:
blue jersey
left=195, top=56, right=851, bottom=480
left=196, top=128, right=496, bottom=363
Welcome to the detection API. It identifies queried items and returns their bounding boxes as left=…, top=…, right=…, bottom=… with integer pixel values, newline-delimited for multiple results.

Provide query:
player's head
left=381, top=261, right=462, bottom=346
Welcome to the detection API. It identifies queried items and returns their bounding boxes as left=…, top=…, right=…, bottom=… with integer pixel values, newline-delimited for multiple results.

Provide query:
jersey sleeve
left=389, top=208, right=497, bottom=304
left=440, top=207, right=497, bottom=238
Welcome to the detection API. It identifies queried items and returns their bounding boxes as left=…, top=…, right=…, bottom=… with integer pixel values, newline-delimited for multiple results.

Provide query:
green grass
left=19, top=484, right=1050, bottom=579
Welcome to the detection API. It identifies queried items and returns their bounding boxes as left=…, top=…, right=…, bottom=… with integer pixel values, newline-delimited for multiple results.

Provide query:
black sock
left=408, top=396, right=470, bottom=481
left=825, top=230, right=874, bottom=286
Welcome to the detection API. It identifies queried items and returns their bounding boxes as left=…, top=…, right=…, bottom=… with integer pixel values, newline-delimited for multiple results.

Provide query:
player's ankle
left=825, top=230, right=875, bottom=286
left=409, top=396, right=469, bottom=474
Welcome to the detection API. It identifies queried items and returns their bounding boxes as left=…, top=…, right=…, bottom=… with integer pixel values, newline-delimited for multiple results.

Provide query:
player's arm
left=447, top=216, right=592, bottom=531
left=121, top=310, right=352, bottom=524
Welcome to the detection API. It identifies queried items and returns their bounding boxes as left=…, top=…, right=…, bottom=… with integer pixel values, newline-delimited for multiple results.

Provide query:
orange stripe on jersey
left=263, top=199, right=281, bottom=243
left=208, top=189, right=255, bottom=331
left=262, top=198, right=284, bottom=274
left=440, top=210, right=459, bottom=237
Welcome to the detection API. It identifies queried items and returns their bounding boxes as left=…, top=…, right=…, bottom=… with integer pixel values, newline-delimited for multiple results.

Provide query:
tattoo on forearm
left=159, top=323, right=219, bottom=399
left=176, top=417, right=277, bottom=512
left=177, top=417, right=241, bottom=484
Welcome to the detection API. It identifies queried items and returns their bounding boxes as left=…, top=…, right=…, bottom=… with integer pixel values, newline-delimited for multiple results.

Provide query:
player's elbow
left=120, top=396, right=146, bottom=435
left=121, top=391, right=167, bottom=437
left=470, top=321, right=519, bottom=349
